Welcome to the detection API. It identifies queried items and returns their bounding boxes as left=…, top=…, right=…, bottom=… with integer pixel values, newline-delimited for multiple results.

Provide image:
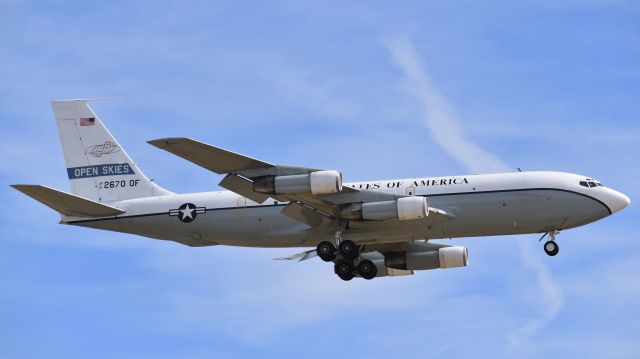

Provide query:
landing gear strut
left=540, top=230, right=560, bottom=256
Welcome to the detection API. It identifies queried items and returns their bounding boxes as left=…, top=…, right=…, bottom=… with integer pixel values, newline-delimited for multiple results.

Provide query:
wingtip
left=147, top=137, right=190, bottom=146
left=10, top=184, right=34, bottom=191
left=51, top=97, right=121, bottom=104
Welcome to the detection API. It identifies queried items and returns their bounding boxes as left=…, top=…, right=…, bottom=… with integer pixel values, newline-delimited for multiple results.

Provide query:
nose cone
left=608, top=189, right=630, bottom=214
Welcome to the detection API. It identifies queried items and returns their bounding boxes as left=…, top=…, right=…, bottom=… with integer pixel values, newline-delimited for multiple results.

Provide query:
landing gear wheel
left=544, top=240, right=559, bottom=256
left=357, top=259, right=377, bottom=280
left=316, top=241, right=336, bottom=262
left=334, top=260, right=354, bottom=281
left=338, top=240, right=359, bottom=260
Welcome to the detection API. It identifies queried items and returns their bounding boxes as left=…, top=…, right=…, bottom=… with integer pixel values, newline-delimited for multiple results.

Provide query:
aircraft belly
left=78, top=205, right=323, bottom=248
left=208, top=206, right=319, bottom=247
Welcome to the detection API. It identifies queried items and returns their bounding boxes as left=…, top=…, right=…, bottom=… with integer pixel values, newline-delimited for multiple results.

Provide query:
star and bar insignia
left=169, top=203, right=206, bottom=223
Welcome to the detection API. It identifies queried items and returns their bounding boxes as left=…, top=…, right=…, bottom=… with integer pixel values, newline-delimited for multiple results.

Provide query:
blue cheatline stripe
left=64, top=187, right=611, bottom=224
left=67, top=163, right=135, bottom=179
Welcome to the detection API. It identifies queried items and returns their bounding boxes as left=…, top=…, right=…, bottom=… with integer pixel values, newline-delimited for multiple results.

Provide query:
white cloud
left=142, top=245, right=427, bottom=346
left=506, top=240, right=564, bottom=354
left=382, top=36, right=510, bottom=174
left=257, top=61, right=363, bottom=121
left=383, top=35, right=564, bottom=351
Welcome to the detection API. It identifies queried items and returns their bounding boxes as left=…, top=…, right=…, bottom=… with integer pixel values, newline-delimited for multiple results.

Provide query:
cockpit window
left=580, top=179, right=605, bottom=188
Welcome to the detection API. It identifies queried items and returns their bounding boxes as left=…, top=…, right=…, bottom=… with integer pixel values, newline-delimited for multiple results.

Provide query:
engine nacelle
left=253, top=170, right=342, bottom=195
left=385, top=246, right=468, bottom=271
left=368, top=258, right=414, bottom=278
left=340, top=196, right=428, bottom=221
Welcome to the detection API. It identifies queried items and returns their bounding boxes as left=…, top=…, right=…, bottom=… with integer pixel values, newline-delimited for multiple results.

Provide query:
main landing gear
left=539, top=230, right=560, bottom=256
left=316, top=241, right=337, bottom=262
left=316, top=232, right=377, bottom=281
left=333, top=258, right=377, bottom=281
left=315, top=240, right=360, bottom=262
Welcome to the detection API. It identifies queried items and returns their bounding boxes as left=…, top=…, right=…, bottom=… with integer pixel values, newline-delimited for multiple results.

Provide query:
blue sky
left=1, top=0, right=639, bottom=358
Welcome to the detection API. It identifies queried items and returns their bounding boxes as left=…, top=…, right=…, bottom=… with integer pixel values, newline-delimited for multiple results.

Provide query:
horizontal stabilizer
left=10, top=185, right=125, bottom=217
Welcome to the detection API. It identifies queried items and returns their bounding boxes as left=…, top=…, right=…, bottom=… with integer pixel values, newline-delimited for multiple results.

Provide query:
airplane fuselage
left=64, top=171, right=627, bottom=248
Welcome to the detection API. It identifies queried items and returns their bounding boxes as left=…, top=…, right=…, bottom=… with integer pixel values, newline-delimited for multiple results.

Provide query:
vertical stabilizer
left=52, top=99, right=172, bottom=203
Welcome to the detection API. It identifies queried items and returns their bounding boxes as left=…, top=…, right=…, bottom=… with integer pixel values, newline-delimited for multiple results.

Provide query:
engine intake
left=253, top=170, right=342, bottom=195
left=340, top=196, right=428, bottom=221
left=385, top=246, right=468, bottom=270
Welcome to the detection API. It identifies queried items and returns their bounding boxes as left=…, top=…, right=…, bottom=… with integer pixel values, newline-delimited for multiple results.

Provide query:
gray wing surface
left=147, top=137, right=273, bottom=174
left=148, top=137, right=452, bottom=228
left=10, top=185, right=125, bottom=217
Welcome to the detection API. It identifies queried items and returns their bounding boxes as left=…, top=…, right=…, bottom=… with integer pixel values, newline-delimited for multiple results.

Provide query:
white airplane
left=12, top=100, right=631, bottom=281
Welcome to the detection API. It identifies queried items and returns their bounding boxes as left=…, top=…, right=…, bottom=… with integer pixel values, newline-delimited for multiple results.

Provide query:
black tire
left=357, top=259, right=377, bottom=280
left=544, top=240, right=559, bottom=256
left=338, top=240, right=359, bottom=260
left=316, top=241, right=336, bottom=262
left=334, top=260, right=354, bottom=281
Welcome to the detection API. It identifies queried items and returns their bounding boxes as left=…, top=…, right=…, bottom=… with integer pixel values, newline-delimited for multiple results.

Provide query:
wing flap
left=218, top=174, right=271, bottom=203
left=148, top=138, right=453, bottom=226
left=11, top=185, right=125, bottom=217
left=274, top=249, right=318, bottom=261
left=281, top=201, right=333, bottom=228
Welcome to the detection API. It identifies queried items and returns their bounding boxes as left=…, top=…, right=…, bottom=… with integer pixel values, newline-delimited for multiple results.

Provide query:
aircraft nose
left=608, top=189, right=630, bottom=214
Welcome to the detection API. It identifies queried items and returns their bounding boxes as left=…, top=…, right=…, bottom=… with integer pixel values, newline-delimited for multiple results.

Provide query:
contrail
left=383, top=36, right=564, bottom=348
left=507, top=240, right=564, bottom=349
left=383, top=37, right=509, bottom=174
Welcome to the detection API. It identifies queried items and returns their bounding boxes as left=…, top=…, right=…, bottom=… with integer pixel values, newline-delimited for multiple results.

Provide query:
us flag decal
left=80, top=117, right=95, bottom=126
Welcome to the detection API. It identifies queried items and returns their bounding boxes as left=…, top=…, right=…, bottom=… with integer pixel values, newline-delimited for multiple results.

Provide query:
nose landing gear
left=539, top=230, right=560, bottom=256
left=543, top=240, right=559, bottom=256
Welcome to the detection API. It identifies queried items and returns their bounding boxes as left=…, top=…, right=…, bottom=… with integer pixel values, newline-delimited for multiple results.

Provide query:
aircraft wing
left=147, top=137, right=324, bottom=177
left=148, top=137, right=452, bottom=227
left=147, top=137, right=274, bottom=174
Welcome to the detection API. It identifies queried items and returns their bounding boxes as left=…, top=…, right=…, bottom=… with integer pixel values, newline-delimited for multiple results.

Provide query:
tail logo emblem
left=169, top=203, right=206, bottom=223
left=87, top=141, right=120, bottom=157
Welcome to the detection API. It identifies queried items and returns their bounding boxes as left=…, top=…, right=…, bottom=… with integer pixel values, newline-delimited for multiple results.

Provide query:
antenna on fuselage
left=517, top=168, right=522, bottom=172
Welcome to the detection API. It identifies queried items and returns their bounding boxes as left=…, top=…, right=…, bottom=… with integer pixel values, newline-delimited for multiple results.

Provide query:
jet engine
left=340, top=196, right=428, bottom=221
left=253, top=170, right=342, bottom=195
left=384, top=246, right=468, bottom=270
